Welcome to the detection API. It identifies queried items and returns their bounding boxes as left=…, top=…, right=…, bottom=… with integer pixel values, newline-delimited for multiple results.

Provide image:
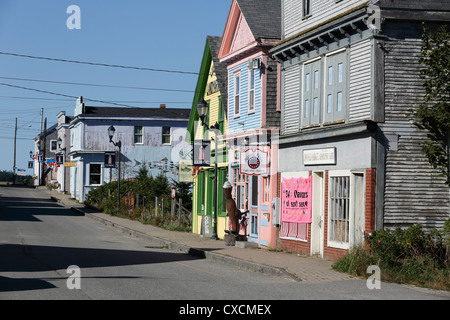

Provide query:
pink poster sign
left=281, top=176, right=312, bottom=223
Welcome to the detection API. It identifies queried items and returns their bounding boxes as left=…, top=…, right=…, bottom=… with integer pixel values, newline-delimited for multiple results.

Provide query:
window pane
left=304, top=99, right=309, bottom=118
left=337, top=92, right=343, bottom=111
left=314, top=70, right=319, bottom=89
left=338, top=63, right=343, bottom=83
left=328, top=66, right=333, bottom=85
left=313, top=97, right=318, bottom=116
left=235, top=75, right=240, bottom=95
left=327, top=94, right=332, bottom=113
left=305, top=73, right=310, bottom=92
left=249, top=90, right=255, bottom=111
left=250, top=70, right=255, bottom=90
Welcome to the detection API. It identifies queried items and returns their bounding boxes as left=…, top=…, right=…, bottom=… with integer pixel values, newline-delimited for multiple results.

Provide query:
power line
left=0, top=51, right=200, bottom=75
left=0, top=82, right=146, bottom=108
left=0, top=76, right=195, bottom=93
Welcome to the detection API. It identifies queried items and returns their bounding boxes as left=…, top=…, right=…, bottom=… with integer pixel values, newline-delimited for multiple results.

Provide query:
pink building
left=218, top=0, right=281, bottom=248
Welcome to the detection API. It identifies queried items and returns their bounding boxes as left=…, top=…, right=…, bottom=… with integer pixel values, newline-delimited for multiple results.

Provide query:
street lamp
left=196, top=98, right=220, bottom=240
left=108, top=125, right=122, bottom=205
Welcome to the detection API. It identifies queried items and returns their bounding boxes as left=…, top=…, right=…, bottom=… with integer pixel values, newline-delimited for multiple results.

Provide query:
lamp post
left=197, top=98, right=220, bottom=240
left=108, top=125, right=122, bottom=205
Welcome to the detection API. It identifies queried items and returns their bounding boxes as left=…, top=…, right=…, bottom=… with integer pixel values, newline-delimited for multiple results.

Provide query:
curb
left=72, top=206, right=300, bottom=282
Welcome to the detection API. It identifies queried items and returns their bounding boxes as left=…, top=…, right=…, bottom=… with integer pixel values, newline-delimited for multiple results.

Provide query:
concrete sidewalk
left=41, top=187, right=356, bottom=283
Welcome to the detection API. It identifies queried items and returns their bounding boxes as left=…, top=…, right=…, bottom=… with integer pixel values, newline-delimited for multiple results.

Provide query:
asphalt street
left=0, top=185, right=448, bottom=302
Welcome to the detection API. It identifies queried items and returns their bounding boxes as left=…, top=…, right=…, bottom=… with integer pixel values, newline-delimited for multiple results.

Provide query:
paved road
left=0, top=185, right=448, bottom=303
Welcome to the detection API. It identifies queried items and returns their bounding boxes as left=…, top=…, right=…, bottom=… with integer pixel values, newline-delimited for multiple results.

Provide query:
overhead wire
left=0, top=51, right=200, bottom=75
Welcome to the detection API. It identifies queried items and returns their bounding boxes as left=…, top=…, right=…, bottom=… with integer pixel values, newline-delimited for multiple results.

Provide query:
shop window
left=329, top=175, right=350, bottom=244
left=89, top=164, right=102, bottom=185
left=280, top=222, right=308, bottom=241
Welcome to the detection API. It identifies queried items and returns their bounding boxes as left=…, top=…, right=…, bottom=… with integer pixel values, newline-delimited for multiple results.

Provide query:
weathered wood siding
left=381, top=21, right=449, bottom=230
left=281, top=63, right=300, bottom=135
left=283, top=0, right=369, bottom=39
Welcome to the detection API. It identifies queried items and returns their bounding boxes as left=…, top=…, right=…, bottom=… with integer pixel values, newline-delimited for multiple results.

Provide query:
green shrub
left=333, top=222, right=450, bottom=291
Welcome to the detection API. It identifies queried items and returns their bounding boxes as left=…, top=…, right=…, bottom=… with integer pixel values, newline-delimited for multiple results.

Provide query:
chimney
left=160, top=104, right=166, bottom=109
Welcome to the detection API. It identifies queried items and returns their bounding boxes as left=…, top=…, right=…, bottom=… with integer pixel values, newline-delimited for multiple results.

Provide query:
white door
left=311, top=171, right=324, bottom=257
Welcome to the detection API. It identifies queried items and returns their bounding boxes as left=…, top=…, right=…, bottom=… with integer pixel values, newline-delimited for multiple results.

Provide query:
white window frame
left=327, top=170, right=365, bottom=250
left=162, top=126, right=171, bottom=145
left=234, top=71, right=241, bottom=117
left=88, top=163, right=103, bottom=186
left=302, top=0, right=312, bottom=18
left=50, top=140, right=58, bottom=153
left=134, top=126, right=143, bottom=145
left=248, top=68, right=255, bottom=114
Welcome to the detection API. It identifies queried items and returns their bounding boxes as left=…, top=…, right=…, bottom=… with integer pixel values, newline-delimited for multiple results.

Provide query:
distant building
left=33, top=122, right=58, bottom=186
left=68, top=97, right=190, bottom=202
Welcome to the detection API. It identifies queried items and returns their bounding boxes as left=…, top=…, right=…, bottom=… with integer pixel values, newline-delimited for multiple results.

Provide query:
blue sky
left=0, top=0, right=232, bottom=173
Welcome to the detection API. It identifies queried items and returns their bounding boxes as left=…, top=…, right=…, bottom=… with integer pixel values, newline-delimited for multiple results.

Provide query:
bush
left=84, top=168, right=192, bottom=232
left=333, top=223, right=450, bottom=291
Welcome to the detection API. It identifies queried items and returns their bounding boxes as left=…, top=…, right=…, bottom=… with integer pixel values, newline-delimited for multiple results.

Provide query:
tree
left=413, top=24, right=450, bottom=184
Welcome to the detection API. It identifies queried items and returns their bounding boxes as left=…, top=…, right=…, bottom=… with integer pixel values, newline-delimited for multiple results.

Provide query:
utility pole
left=41, top=118, right=47, bottom=186
left=13, top=118, right=17, bottom=185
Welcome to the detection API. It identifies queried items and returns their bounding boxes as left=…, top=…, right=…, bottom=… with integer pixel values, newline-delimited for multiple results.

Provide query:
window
left=233, top=167, right=248, bottom=211
left=251, top=175, right=258, bottom=206
left=302, top=58, right=321, bottom=127
left=50, top=140, right=58, bottom=153
left=303, top=0, right=312, bottom=18
left=324, top=50, right=347, bottom=123
left=162, top=126, right=171, bottom=144
left=218, top=96, right=225, bottom=134
left=262, top=177, right=270, bottom=204
left=329, top=176, right=350, bottom=244
left=89, top=164, right=102, bottom=185
left=134, top=126, right=143, bottom=144
left=248, top=68, right=255, bottom=113
left=234, top=72, right=240, bottom=116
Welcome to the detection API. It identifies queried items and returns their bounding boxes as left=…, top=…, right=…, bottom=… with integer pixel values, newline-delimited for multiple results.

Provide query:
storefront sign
left=193, top=140, right=211, bottom=167
left=281, top=177, right=312, bottom=223
left=240, top=149, right=268, bottom=176
left=104, top=152, right=116, bottom=168
left=179, top=159, right=194, bottom=182
left=64, top=162, right=77, bottom=167
left=303, top=148, right=336, bottom=166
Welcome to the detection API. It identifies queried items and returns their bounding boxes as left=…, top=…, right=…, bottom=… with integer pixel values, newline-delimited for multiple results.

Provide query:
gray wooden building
left=270, top=0, right=449, bottom=259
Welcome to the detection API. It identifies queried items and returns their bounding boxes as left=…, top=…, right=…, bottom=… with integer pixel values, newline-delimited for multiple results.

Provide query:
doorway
left=311, top=171, right=324, bottom=257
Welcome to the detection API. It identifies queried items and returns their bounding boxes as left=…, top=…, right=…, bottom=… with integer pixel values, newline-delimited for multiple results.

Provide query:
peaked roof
left=187, top=36, right=228, bottom=142
left=218, top=0, right=281, bottom=59
left=237, top=0, right=281, bottom=40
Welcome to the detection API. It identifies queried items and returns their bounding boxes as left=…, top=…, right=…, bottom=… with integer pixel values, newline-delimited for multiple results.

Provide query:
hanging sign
left=104, top=152, right=116, bottom=168
left=239, top=148, right=268, bottom=176
left=281, top=176, right=312, bottom=223
left=179, top=159, right=194, bottom=182
left=193, top=140, right=211, bottom=167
